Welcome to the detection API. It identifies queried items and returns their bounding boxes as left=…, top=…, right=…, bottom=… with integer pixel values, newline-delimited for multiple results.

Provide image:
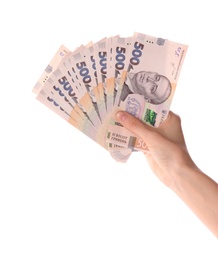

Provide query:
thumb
left=115, top=111, right=157, bottom=142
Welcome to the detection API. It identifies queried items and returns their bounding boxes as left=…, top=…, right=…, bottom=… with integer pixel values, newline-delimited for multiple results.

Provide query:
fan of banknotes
left=33, top=32, right=188, bottom=162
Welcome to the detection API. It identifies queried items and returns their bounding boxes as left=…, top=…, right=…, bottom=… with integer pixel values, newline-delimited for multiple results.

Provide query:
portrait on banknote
left=119, top=71, right=172, bottom=105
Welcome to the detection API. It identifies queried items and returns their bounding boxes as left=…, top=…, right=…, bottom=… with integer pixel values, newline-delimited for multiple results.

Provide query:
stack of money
left=33, top=32, right=188, bottom=162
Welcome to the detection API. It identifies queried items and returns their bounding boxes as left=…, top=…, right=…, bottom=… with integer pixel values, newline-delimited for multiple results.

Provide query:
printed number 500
left=136, top=139, right=148, bottom=150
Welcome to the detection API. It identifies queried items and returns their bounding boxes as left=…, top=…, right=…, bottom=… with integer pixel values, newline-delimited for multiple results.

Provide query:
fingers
left=115, top=111, right=155, bottom=140
left=158, top=111, right=181, bottom=130
left=115, top=110, right=185, bottom=148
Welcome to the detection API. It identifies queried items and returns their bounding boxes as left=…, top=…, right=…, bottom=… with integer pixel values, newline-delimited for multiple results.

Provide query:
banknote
left=37, top=75, right=87, bottom=123
left=93, top=37, right=108, bottom=119
left=36, top=74, right=102, bottom=143
left=64, top=45, right=111, bottom=147
left=106, top=36, right=132, bottom=110
left=81, top=41, right=107, bottom=123
left=33, top=46, right=104, bottom=145
left=107, top=143, right=133, bottom=163
left=36, top=90, right=99, bottom=142
left=106, top=96, right=149, bottom=152
left=33, top=45, right=70, bottom=94
left=32, top=45, right=97, bottom=136
left=33, top=32, right=188, bottom=162
left=107, top=32, right=188, bottom=155
left=56, top=49, right=103, bottom=131
left=88, top=36, right=131, bottom=148
left=100, top=36, right=133, bottom=152
left=32, top=44, right=89, bottom=126
left=105, top=36, right=114, bottom=114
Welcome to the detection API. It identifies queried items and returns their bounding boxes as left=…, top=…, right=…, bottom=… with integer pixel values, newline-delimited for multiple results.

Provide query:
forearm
left=169, top=166, right=218, bottom=238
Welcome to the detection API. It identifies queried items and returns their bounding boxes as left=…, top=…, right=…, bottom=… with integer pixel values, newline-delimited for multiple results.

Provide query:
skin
left=116, top=110, right=218, bottom=238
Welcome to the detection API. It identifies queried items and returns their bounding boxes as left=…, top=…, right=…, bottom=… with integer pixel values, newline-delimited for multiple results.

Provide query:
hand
left=116, top=110, right=218, bottom=238
left=115, top=110, right=198, bottom=187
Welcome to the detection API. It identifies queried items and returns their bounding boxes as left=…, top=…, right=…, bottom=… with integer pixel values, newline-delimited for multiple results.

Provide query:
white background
left=0, top=0, right=218, bottom=259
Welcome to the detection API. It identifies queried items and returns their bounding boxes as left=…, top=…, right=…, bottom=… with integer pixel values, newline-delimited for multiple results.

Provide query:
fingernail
left=116, top=111, right=127, bottom=122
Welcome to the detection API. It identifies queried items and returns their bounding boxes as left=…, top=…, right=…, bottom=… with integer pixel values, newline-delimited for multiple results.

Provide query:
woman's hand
left=116, top=110, right=218, bottom=238
left=115, top=110, right=197, bottom=187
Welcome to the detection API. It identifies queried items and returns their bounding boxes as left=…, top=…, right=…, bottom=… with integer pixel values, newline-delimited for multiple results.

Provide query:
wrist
left=166, top=162, right=201, bottom=192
